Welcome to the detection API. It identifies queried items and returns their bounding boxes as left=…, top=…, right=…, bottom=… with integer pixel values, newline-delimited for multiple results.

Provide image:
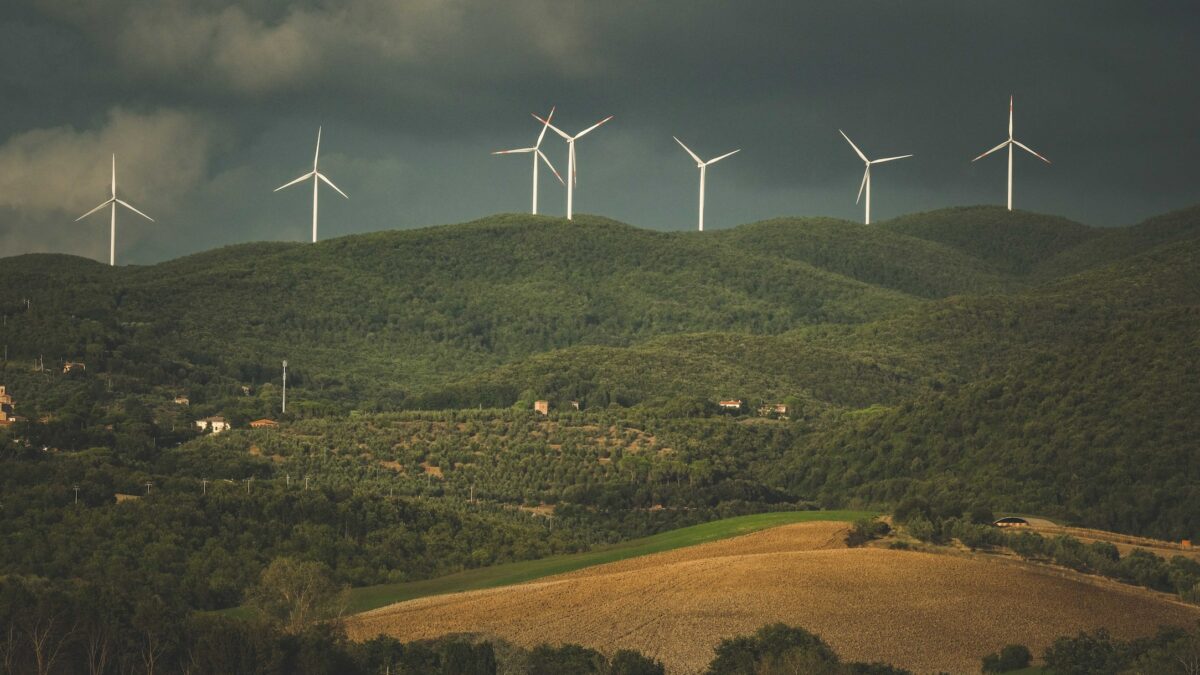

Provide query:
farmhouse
left=173, top=395, right=190, bottom=405
left=533, top=400, right=549, bottom=415
left=718, top=399, right=743, bottom=411
left=758, top=402, right=789, bottom=417
left=62, top=361, right=86, bottom=374
left=249, top=419, right=279, bottom=429
left=0, top=386, right=15, bottom=426
left=195, top=416, right=231, bottom=434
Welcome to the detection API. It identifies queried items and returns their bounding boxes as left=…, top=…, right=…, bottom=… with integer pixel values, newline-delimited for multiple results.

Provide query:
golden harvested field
left=346, top=522, right=1200, bottom=674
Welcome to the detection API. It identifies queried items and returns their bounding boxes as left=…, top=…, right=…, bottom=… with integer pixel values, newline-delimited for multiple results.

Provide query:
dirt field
left=346, top=522, right=1200, bottom=674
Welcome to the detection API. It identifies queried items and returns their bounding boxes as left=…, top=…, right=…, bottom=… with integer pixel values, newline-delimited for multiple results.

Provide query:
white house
left=195, top=416, right=230, bottom=434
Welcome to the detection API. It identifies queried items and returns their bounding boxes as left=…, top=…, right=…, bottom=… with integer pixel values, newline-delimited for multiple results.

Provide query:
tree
left=608, top=649, right=665, bottom=675
left=247, top=557, right=347, bottom=634
left=981, top=644, right=1032, bottom=673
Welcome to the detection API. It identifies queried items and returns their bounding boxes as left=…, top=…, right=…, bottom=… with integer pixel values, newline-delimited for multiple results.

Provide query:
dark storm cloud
left=1, top=1, right=1198, bottom=263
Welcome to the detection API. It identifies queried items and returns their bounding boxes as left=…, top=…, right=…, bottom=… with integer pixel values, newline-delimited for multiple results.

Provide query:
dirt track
left=347, top=522, right=1200, bottom=674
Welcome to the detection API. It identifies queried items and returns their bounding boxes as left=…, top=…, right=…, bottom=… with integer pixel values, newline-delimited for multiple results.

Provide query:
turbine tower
left=972, top=96, right=1051, bottom=211
left=532, top=113, right=613, bottom=220
left=673, top=137, right=739, bottom=232
left=838, top=130, right=912, bottom=225
left=75, top=155, right=154, bottom=266
left=275, top=127, right=348, bottom=242
left=492, top=107, right=565, bottom=214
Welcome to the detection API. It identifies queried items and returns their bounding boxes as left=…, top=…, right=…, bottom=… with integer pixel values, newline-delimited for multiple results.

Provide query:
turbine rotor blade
left=674, top=136, right=703, bottom=165
left=532, top=114, right=572, bottom=141
left=972, top=140, right=1010, bottom=162
left=1009, top=96, right=1014, bottom=138
left=536, top=106, right=555, bottom=148
left=115, top=198, right=154, bottom=222
left=314, top=126, right=322, bottom=170
left=705, top=149, right=741, bottom=165
left=871, top=154, right=913, bottom=164
left=76, top=198, right=115, bottom=221
left=317, top=172, right=349, bottom=199
left=492, top=147, right=536, bottom=155
left=574, top=115, right=613, bottom=139
left=275, top=171, right=315, bottom=192
left=856, top=167, right=869, bottom=204
left=1012, top=139, right=1051, bottom=164
left=839, top=129, right=868, bottom=163
left=111, top=154, right=117, bottom=197
left=538, top=149, right=565, bottom=185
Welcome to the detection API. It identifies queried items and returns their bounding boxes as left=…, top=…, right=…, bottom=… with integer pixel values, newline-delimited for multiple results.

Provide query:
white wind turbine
left=75, top=154, right=154, bottom=266
left=492, top=107, right=565, bottom=214
left=532, top=113, right=613, bottom=220
left=972, top=96, right=1051, bottom=211
left=673, top=137, right=739, bottom=232
left=275, top=127, right=348, bottom=242
left=839, top=130, right=912, bottom=225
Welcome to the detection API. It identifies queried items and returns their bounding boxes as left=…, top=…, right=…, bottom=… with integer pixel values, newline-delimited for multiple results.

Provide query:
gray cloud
left=32, top=0, right=600, bottom=95
left=0, top=107, right=218, bottom=260
left=2, top=1, right=1198, bottom=264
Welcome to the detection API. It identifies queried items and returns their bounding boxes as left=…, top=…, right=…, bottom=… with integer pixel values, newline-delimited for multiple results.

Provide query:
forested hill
left=0, top=205, right=1196, bottom=418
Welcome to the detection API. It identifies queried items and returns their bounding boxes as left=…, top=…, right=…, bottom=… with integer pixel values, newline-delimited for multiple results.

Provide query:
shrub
left=1042, top=629, right=1127, bottom=675
left=609, top=648, right=666, bottom=675
left=905, top=515, right=936, bottom=543
left=526, top=643, right=607, bottom=675
left=981, top=643, right=1032, bottom=672
left=846, top=518, right=892, bottom=547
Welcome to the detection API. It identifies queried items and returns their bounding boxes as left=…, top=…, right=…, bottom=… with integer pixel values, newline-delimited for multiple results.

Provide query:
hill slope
left=0, top=214, right=921, bottom=414
left=347, top=521, right=1200, bottom=674
left=880, top=205, right=1099, bottom=275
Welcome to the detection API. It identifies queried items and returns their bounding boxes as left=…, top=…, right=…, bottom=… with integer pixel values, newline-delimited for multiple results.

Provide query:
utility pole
left=144, top=481, right=153, bottom=495
left=281, top=360, right=288, bottom=415
left=245, top=477, right=252, bottom=494
left=201, top=478, right=208, bottom=495
left=286, top=472, right=291, bottom=487
left=470, top=484, right=475, bottom=505
left=304, top=475, right=310, bottom=491
left=73, top=485, right=79, bottom=505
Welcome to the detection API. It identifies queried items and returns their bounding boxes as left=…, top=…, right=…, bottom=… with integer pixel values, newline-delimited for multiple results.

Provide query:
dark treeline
left=890, top=496, right=1200, bottom=605
left=0, top=572, right=669, bottom=675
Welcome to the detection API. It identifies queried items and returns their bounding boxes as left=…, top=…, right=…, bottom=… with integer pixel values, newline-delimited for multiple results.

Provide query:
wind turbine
left=275, top=127, right=348, bottom=242
left=492, top=107, right=565, bottom=215
left=673, top=137, right=739, bottom=232
left=75, top=155, right=154, bottom=266
left=972, top=96, right=1051, bottom=211
left=838, top=130, right=912, bottom=225
left=532, top=113, right=613, bottom=220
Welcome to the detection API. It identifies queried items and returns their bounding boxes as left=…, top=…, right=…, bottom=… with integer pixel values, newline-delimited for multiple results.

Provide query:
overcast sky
left=1, top=1, right=1197, bottom=264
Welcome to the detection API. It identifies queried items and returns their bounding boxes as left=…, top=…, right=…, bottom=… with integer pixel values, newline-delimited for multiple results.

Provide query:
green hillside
left=717, top=216, right=1017, bottom=298
left=1036, top=204, right=1200, bottom=278
left=880, top=205, right=1099, bottom=275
